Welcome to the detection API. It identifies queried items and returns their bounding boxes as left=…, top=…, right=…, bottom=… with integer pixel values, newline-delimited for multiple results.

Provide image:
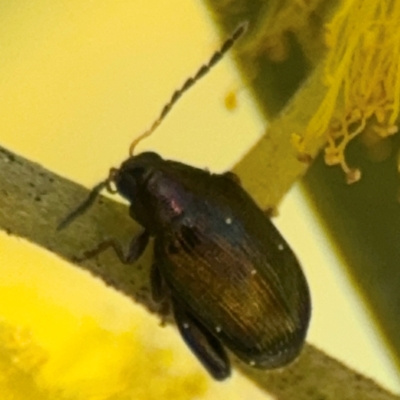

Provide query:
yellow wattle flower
left=297, top=0, right=400, bottom=182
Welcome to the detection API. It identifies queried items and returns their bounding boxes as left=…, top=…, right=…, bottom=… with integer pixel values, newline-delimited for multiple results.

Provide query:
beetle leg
left=222, top=171, right=241, bottom=185
left=73, top=230, right=150, bottom=264
left=172, top=297, right=230, bottom=381
left=157, top=301, right=171, bottom=327
left=264, top=206, right=278, bottom=218
left=150, top=258, right=172, bottom=324
left=150, top=261, right=168, bottom=303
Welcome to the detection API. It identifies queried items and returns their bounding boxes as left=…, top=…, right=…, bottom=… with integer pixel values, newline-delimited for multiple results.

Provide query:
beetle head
left=111, top=152, right=163, bottom=203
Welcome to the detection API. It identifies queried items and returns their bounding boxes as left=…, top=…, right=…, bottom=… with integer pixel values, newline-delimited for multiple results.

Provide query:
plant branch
left=0, top=145, right=398, bottom=399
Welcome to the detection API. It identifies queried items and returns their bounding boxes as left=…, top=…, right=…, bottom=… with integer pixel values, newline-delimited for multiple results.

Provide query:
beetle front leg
left=172, top=298, right=230, bottom=381
left=73, top=230, right=150, bottom=264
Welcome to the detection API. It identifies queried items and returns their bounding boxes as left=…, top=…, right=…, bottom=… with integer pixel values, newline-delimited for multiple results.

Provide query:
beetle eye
left=130, top=166, right=147, bottom=179
left=117, top=164, right=154, bottom=201
left=116, top=169, right=142, bottom=201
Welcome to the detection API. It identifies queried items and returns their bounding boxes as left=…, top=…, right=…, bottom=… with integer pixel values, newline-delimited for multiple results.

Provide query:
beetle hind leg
left=222, top=171, right=241, bottom=185
left=150, top=262, right=171, bottom=325
left=171, top=298, right=230, bottom=381
left=150, top=261, right=168, bottom=303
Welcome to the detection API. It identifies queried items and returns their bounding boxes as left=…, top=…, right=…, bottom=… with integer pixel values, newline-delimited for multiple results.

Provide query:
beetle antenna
left=57, top=180, right=108, bottom=230
left=129, top=21, right=248, bottom=155
left=58, top=22, right=248, bottom=230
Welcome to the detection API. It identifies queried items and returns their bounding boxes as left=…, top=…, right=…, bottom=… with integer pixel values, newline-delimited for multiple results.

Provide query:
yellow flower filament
left=295, top=0, right=400, bottom=182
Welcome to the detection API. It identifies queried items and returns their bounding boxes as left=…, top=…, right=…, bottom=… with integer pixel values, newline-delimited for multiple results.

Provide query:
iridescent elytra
left=59, top=22, right=311, bottom=380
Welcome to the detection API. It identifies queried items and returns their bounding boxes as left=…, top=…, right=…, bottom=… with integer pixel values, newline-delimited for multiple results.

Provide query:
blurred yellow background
left=0, top=0, right=399, bottom=398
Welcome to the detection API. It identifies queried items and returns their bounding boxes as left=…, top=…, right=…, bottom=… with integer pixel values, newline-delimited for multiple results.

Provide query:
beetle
left=59, top=22, right=311, bottom=380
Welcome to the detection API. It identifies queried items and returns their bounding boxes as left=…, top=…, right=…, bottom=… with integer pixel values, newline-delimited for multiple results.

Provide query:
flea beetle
left=59, top=22, right=311, bottom=380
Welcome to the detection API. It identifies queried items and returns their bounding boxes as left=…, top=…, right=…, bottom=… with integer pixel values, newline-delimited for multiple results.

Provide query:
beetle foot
left=222, top=171, right=241, bottom=185
left=264, top=206, right=278, bottom=218
left=158, top=300, right=171, bottom=327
